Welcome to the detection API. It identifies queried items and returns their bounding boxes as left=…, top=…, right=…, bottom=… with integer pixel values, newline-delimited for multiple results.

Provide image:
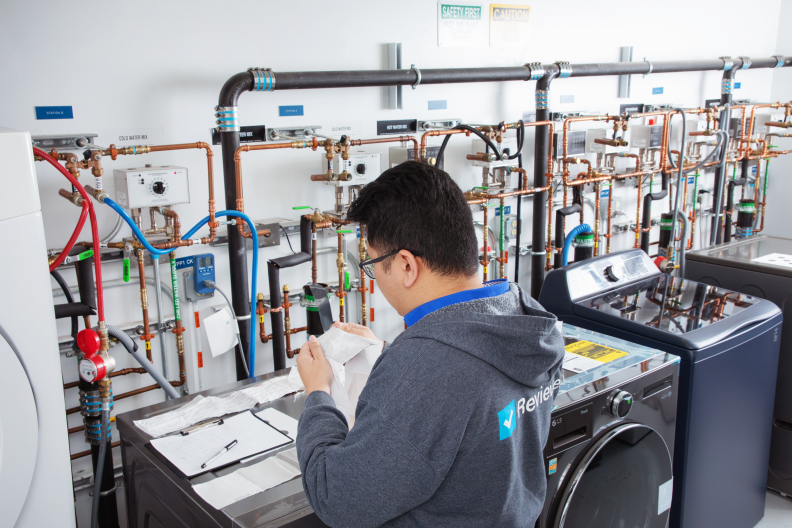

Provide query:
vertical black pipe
left=724, top=178, right=746, bottom=243
left=218, top=73, right=255, bottom=381
left=554, top=204, right=582, bottom=268
left=514, top=151, right=523, bottom=285
left=639, top=191, right=668, bottom=254
left=713, top=64, right=737, bottom=244
left=531, top=71, right=558, bottom=298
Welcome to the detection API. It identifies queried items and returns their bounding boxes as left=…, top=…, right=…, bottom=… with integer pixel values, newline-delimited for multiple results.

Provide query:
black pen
left=201, top=439, right=238, bottom=469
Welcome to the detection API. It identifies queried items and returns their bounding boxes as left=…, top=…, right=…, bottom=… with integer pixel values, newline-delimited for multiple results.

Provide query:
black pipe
left=50, top=269, right=78, bottom=346
left=78, top=375, right=119, bottom=528
left=713, top=64, right=740, bottom=244
left=554, top=204, right=582, bottom=269
left=514, top=150, right=524, bottom=286
left=268, top=217, right=312, bottom=371
left=53, top=246, right=96, bottom=320
left=724, top=178, right=747, bottom=243
left=531, top=72, right=558, bottom=298
left=640, top=191, right=669, bottom=254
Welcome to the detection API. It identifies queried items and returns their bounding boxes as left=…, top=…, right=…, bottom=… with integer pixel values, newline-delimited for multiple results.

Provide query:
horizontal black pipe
left=220, top=57, right=790, bottom=99
left=640, top=191, right=669, bottom=254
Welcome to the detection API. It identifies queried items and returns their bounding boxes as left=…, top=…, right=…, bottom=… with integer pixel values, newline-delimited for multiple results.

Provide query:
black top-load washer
left=686, top=235, right=792, bottom=497
left=539, top=249, right=782, bottom=528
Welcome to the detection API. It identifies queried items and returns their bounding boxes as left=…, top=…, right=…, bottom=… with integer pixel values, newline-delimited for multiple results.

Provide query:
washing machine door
left=0, top=331, right=39, bottom=528
left=554, top=423, right=673, bottom=528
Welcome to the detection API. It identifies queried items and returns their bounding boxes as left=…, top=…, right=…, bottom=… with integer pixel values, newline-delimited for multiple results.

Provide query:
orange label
left=370, top=308, right=375, bottom=322
left=197, top=351, right=203, bottom=368
left=370, top=280, right=375, bottom=294
left=194, top=311, right=200, bottom=328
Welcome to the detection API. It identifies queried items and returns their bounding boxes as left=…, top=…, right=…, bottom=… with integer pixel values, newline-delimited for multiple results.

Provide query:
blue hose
left=562, top=223, right=592, bottom=267
left=104, top=199, right=259, bottom=377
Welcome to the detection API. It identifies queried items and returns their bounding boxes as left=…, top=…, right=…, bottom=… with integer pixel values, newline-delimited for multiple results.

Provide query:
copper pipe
left=358, top=226, right=368, bottom=327
left=337, top=232, right=346, bottom=322
left=419, top=129, right=465, bottom=160
left=634, top=174, right=644, bottom=249
left=266, top=326, right=307, bottom=344
left=311, top=223, right=318, bottom=284
left=233, top=140, right=311, bottom=238
left=594, top=183, right=601, bottom=256
left=352, top=136, right=419, bottom=162
left=257, top=294, right=268, bottom=343
left=605, top=182, right=614, bottom=254
left=546, top=182, right=554, bottom=271
left=169, top=252, right=188, bottom=388
left=136, top=250, right=154, bottom=360
left=62, top=367, right=147, bottom=390
left=71, top=441, right=121, bottom=460
left=481, top=203, right=489, bottom=281
left=283, top=285, right=292, bottom=355
left=747, top=103, right=789, bottom=151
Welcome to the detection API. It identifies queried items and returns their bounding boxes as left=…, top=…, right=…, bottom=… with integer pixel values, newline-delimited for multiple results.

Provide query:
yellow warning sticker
left=565, top=340, right=629, bottom=363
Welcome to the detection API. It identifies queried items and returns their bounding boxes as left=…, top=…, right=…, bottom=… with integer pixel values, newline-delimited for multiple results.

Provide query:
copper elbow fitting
left=467, top=153, right=498, bottom=162
left=84, top=185, right=107, bottom=203
left=338, top=171, right=352, bottom=182
left=311, top=171, right=337, bottom=182
left=58, top=188, right=84, bottom=207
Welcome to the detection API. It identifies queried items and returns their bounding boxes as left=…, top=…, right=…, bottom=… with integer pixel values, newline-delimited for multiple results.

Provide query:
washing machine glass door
left=555, top=423, right=672, bottom=528
left=0, top=330, right=39, bottom=528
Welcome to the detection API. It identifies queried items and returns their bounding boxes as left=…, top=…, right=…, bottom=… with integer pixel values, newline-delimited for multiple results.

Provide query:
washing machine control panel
left=609, top=390, right=633, bottom=418
left=566, top=250, right=659, bottom=300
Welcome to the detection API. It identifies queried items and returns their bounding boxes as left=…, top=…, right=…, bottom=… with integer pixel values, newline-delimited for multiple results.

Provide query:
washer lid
left=687, top=236, right=792, bottom=278
left=0, top=331, right=39, bottom=528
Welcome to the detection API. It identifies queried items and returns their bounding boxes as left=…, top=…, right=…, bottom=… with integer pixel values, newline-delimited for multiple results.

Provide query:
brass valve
left=594, top=138, right=629, bottom=147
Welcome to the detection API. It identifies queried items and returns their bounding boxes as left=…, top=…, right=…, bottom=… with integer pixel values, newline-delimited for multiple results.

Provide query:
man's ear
left=399, top=250, right=421, bottom=288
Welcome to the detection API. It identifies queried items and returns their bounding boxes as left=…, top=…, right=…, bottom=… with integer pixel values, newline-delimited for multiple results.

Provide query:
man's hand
left=296, top=335, right=333, bottom=396
left=332, top=321, right=385, bottom=352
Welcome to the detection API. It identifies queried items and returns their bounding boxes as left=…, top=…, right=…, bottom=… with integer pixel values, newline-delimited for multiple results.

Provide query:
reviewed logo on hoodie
left=498, top=400, right=517, bottom=440
left=499, top=379, right=561, bottom=441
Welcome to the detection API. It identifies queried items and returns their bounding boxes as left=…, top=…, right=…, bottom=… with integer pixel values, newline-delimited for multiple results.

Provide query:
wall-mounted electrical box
left=753, top=113, right=785, bottom=134
left=113, top=165, right=190, bottom=209
left=389, top=145, right=445, bottom=171
left=472, top=137, right=519, bottom=158
left=728, top=117, right=746, bottom=139
left=552, top=131, right=587, bottom=158
left=630, top=125, right=663, bottom=149
left=670, top=119, right=708, bottom=145
left=586, top=129, right=609, bottom=154
left=323, top=151, right=381, bottom=187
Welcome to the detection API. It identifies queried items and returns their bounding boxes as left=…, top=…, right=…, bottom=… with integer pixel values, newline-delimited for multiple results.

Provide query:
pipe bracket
left=555, top=61, right=572, bottom=78
left=643, top=57, right=653, bottom=78
left=411, top=64, right=421, bottom=90
left=248, top=67, right=275, bottom=91
left=719, top=56, right=734, bottom=71
left=214, top=106, right=239, bottom=132
left=772, top=55, right=785, bottom=68
left=738, top=57, right=752, bottom=70
left=526, top=62, right=545, bottom=81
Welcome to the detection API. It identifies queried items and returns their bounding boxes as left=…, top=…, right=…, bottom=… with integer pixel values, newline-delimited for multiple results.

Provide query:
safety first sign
left=489, top=4, right=531, bottom=48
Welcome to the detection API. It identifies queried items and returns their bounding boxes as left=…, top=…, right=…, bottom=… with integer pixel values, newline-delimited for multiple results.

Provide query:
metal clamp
left=555, top=61, right=572, bottom=78
left=214, top=106, right=239, bottom=132
left=720, top=56, right=734, bottom=71
left=535, top=89, right=549, bottom=110
left=248, top=67, right=275, bottom=92
left=236, top=314, right=251, bottom=321
left=531, top=250, right=547, bottom=256
left=643, top=57, right=653, bottom=78
left=738, top=56, right=752, bottom=70
left=721, top=78, right=734, bottom=95
left=526, top=62, right=545, bottom=81
left=772, top=55, right=785, bottom=68
left=411, top=64, right=421, bottom=90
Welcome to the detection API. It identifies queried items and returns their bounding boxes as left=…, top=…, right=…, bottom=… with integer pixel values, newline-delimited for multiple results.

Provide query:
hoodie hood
left=400, top=283, right=565, bottom=388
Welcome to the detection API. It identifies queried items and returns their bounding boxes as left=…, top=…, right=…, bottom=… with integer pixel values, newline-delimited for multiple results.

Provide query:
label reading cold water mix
left=563, top=340, right=629, bottom=374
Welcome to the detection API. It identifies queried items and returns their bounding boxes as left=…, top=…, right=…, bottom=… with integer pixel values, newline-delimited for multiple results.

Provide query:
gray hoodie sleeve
left=297, top=390, right=443, bottom=527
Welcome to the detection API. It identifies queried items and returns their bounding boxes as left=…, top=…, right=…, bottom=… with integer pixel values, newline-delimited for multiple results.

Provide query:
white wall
left=0, top=0, right=786, bottom=480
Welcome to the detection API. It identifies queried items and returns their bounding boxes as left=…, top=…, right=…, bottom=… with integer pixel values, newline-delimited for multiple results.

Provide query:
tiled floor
left=74, top=483, right=792, bottom=527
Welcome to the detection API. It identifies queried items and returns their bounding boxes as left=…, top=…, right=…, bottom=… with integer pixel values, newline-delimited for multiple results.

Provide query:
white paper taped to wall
left=203, top=307, right=239, bottom=357
left=288, top=326, right=381, bottom=427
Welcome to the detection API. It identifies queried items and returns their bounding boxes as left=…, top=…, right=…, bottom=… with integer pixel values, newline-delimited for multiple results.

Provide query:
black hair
left=346, top=161, right=479, bottom=277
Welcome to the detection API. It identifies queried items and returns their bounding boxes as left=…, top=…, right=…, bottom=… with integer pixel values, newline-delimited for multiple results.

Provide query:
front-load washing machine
left=538, top=323, right=679, bottom=528
left=539, top=249, right=781, bottom=528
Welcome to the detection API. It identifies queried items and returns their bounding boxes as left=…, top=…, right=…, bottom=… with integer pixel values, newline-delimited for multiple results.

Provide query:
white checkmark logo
left=503, top=409, right=513, bottom=430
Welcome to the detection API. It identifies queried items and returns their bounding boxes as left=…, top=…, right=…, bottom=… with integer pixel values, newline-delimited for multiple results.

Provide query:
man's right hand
left=333, top=321, right=384, bottom=352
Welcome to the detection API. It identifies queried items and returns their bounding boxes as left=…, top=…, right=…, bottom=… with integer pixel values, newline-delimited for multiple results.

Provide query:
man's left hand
left=296, top=335, right=333, bottom=395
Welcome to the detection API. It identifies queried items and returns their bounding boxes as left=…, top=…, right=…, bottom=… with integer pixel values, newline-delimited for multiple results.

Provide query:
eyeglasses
left=360, top=249, right=422, bottom=280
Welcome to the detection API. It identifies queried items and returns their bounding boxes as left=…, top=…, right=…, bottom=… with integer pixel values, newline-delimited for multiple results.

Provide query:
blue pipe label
left=35, top=106, right=73, bottom=120
left=428, top=100, right=448, bottom=110
left=279, top=105, right=304, bottom=117
left=601, top=188, right=610, bottom=198
left=652, top=87, right=664, bottom=95
left=688, top=176, right=695, bottom=184
left=734, top=82, right=741, bottom=89
left=495, top=205, right=511, bottom=216
left=175, top=256, right=194, bottom=270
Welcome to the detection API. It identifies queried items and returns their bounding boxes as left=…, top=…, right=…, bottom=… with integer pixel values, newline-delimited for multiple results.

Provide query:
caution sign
left=489, top=4, right=531, bottom=48
left=563, top=340, right=629, bottom=374
left=437, top=2, right=487, bottom=48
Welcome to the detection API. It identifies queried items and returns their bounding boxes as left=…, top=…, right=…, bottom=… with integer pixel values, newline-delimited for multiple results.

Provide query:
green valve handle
left=473, top=186, right=489, bottom=190
left=344, top=271, right=350, bottom=290
left=337, top=230, right=354, bottom=234
left=122, top=259, right=130, bottom=283
left=486, top=203, right=497, bottom=207
left=292, top=206, right=312, bottom=210
left=76, top=249, right=94, bottom=261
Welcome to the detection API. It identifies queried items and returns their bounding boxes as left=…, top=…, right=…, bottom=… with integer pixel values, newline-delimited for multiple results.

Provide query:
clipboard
left=147, top=410, right=293, bottom=478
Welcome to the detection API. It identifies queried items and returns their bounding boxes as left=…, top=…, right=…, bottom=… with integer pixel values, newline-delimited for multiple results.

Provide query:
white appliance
left=0, top=129, right=76, bottom=527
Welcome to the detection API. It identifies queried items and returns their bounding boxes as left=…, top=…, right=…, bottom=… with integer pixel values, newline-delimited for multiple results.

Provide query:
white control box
left=585, top=129, right=609, bottom=154
left=323, top=151, right=381, bottom=187
left=630, top=125, right=664, bottom=149
left=113, top=165, right=190, bottom=208
left=670, top=119, right=707, bottom=145
left=753, top=113, right=785, bottom=134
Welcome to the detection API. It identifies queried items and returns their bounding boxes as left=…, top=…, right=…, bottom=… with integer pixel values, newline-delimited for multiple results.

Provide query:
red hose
left=33, top=147, right=105, bottom=322
left=49, top=200, right=89, bottom=272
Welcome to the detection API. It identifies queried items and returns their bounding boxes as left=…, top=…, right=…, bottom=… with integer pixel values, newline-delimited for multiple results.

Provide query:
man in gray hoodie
left=296, top=161, right=565, bottom=528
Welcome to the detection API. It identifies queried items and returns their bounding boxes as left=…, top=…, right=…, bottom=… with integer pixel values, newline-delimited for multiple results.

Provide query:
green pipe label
left=77, top=249, right=94, bottom=261
left=122, top=259, right=130, bottom=283
left=660, top=218, right=674, bottom=231
left=170, top=258, right=181, bottom=322
left=344, top=271, right=350, bottom=290
left=305, top=294, right=318, bottom=312
left=736, top=203, right=756, bottom=213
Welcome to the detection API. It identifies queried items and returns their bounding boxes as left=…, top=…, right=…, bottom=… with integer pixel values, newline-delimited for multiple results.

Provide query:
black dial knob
left=605, top=264, right=623, bottom=282
left=356, top=163, right=366, bottom=175
left=609, top=390, right=633, bottom=418
left=152, top=181, right=166, bottom=195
